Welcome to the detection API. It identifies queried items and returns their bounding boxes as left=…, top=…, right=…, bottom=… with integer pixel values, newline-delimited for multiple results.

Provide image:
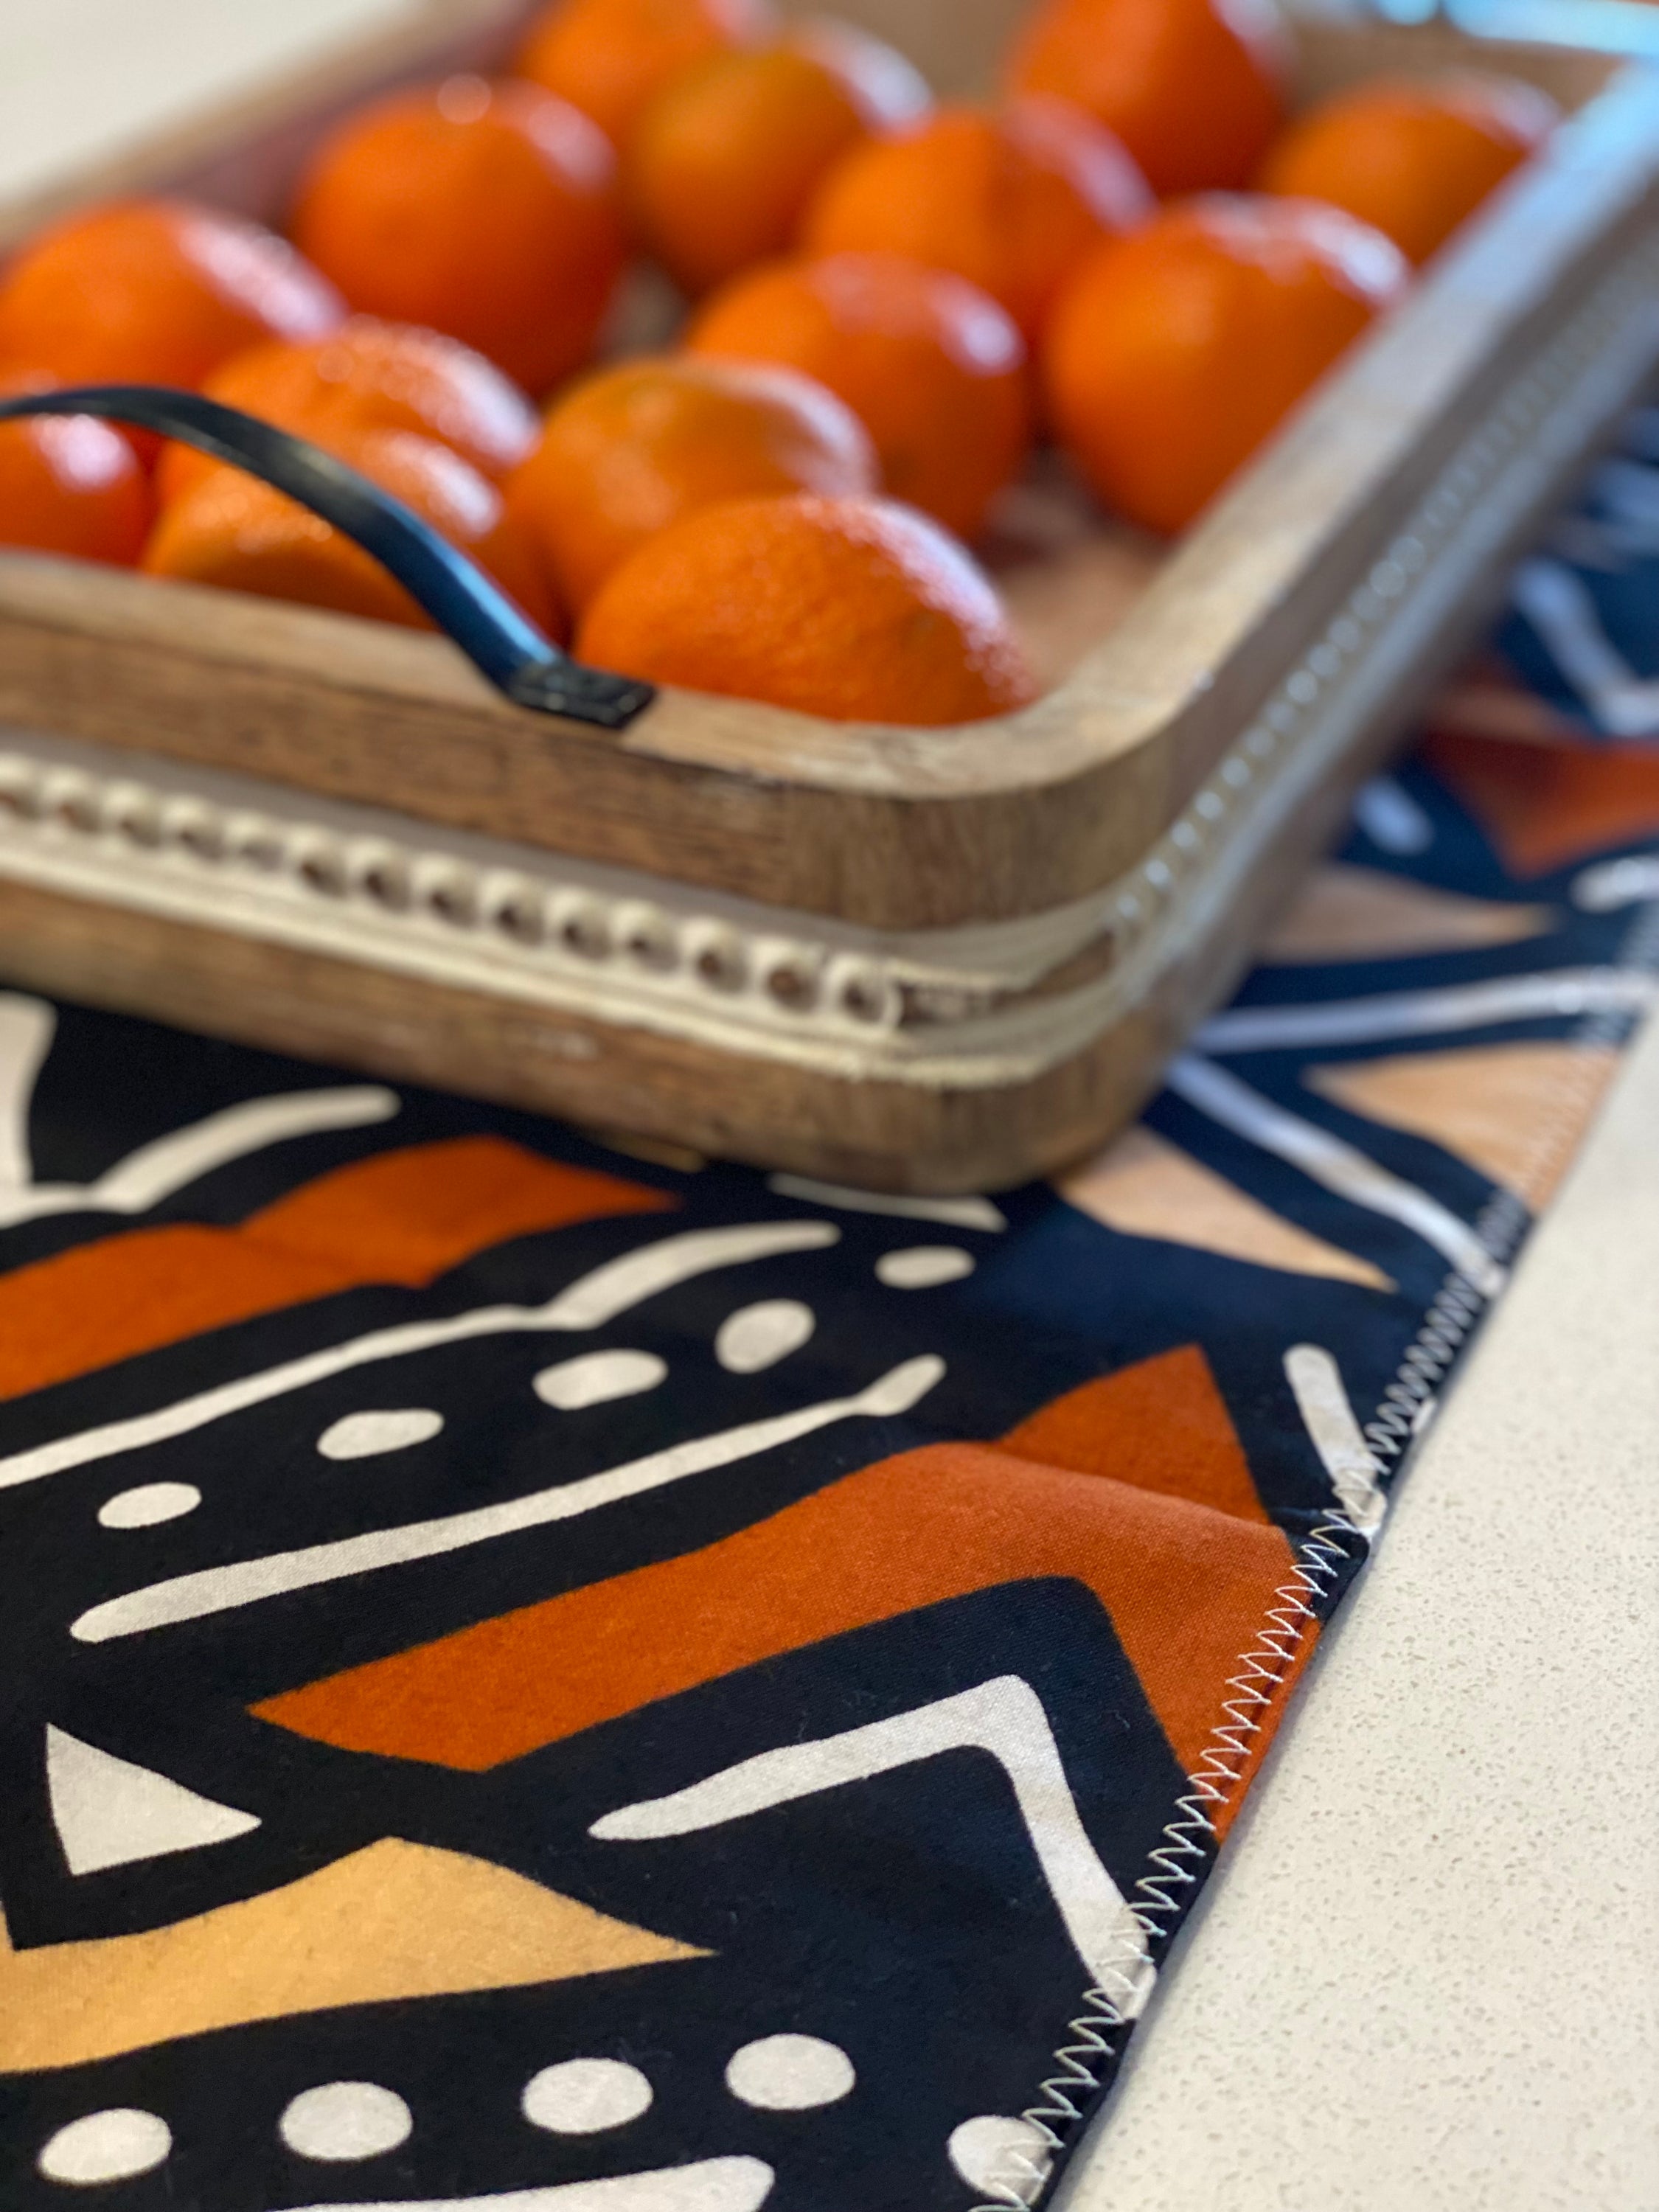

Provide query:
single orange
left=804, top=97, right=1152, bottom=342
left=1005, top=0, right=1290, bottom=196
left=1257, top=73, right=1558, bottom=265
left=514, top=0, right=774, bottom=150
left=290, top=75, right=627, bottom=394
left=687, top=251, right=1031, bottom=540
left=1043, top=194, right=1408, bottom=534
left=157, top=319, right=540, bottom=506
left=144, top=422, right=563, bottom=636
left=0, top=370, right=153, bottom=566
left=506, top=352, right=877, bottom=611
left=577, top=493, right=1037, bottom=724
left=626, top=24, right=931, bottom=297
left=0, top=199, right=342, bottom=392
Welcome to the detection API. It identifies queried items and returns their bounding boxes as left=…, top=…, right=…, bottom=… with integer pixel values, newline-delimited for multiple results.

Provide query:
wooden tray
left=1, top=0, right=1656, bottom=1192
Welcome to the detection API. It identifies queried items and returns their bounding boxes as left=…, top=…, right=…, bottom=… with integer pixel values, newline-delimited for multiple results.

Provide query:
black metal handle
left=0, top=385, right=655, bottom=730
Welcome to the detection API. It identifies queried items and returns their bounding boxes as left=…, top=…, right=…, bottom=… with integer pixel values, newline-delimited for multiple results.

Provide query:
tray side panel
left=0, top=647, right=1402, bottom=1192
left=0, top=557, right=1168, bottom=925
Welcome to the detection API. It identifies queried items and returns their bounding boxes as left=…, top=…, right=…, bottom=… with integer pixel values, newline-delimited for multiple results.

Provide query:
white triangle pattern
left=46, top=1725, right=261, bottom=1876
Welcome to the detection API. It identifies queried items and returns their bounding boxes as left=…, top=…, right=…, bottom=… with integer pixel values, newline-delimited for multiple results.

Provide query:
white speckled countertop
left=1062, top=1006, right=1659, bottom=2212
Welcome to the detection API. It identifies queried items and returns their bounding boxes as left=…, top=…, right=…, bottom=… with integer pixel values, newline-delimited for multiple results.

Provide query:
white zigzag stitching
left=968, top=890, right=1659, bottom=2211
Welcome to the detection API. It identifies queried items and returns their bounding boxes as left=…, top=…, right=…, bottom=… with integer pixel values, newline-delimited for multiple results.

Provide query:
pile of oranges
left=0, top=0, right=1558, bottom=726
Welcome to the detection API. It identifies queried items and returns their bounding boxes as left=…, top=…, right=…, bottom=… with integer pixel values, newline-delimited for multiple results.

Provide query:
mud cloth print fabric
left=2, top=410, right=1658, bottom=2212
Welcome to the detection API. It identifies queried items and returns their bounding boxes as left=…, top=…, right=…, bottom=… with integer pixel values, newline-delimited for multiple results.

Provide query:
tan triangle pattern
left=0, top=1838, right=703, bottom=2073
left=1307, top=1041, right=1620, bottom=1209
left=1061, top=1127, right=1393, bottom=1291
left=1263, top=863, right=1551, bottom=964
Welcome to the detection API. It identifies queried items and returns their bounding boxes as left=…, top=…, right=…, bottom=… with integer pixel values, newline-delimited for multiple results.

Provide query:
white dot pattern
left=278, top=2081, right=412, bottom=2162
left=725, top=2034, right=855, bottom=2111
left=715, top=1300, right=816, bottom=1374
left=521, top=2059, right=653, bottom=2135
left=38, top=2109, right=172, bottom=2185
left=318, top=1409, right=444, bottom=1461
left=97, top=1482, right=201, bottom=1529
left=947, top=2113, right=1051, bottom=2201
left=534, top=1351, right=667, bottom=1410
left=876, top=1246, right=976, bottom=1290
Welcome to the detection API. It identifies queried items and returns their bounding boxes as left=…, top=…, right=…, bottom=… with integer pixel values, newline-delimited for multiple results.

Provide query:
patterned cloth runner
left=3, top=409, right=1658, bottom=2212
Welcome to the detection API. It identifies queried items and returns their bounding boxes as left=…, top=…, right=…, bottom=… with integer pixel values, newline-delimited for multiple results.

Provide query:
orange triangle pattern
left=1429, top=655, right=1585, bottom=746
left=1002, top=1345, right=1270, bottom=1524
left=0, top=1137, right=673, bottom=1400
left=256, top=1346, right=1293, bottom=1820
left=1426, top=729, right=1659, bottom=874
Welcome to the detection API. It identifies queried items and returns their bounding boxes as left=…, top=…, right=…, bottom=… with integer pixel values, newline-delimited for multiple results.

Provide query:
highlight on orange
left=0, top=370, right=152, bottom=568
left=804, top=96, right=1152, bottom=343
left=514, top=0, right=775, bottom=150
left=1044, top=193, right=1408, bottom=535
left=1257, top=71, right=1559, bottom=265
left=1004, top=0, right=1290, bottom=197
left=157, top=320, right=540, bottom=507
left=144, top=420, right=563, bottom=637
left=575, top=492, right=1038, bottom=725
left=687, top=249, right=1031, bottom=540
left=506, top=353, right=877, bottom=611
left=290, top=74, right=627, bottom=395
left=0, top=198, right=343, bottom=391
left=625, top=20, right=932, bottom=297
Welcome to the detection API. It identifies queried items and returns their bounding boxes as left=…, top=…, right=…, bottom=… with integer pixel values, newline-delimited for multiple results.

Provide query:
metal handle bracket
left=0, top=384, right=655, bottom=731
